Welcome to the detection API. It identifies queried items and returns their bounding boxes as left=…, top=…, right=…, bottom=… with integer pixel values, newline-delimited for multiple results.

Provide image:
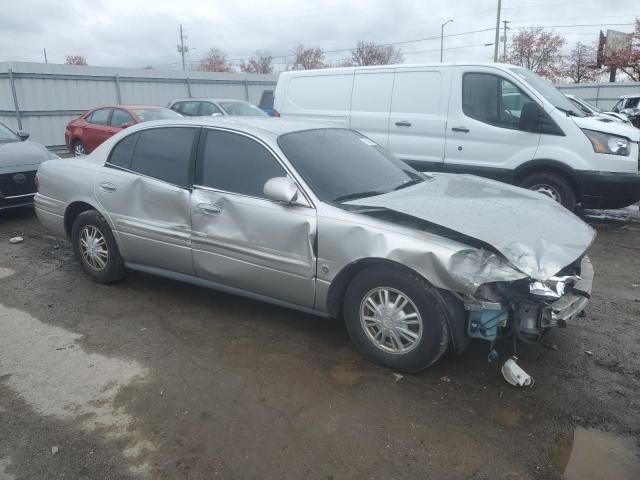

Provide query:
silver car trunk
left=347, top=173, right=596, bottom=281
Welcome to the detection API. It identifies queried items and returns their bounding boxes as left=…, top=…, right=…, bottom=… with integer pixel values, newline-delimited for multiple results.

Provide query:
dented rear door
left=95, top=126, right=198, bottom=275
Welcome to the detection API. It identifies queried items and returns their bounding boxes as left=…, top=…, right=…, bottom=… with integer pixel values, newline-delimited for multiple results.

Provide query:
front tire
left=343, top=266, right=450, bottom=372
left=518, top=171, right=576, bottom=210
left=71, top=210, right=125, bottom=284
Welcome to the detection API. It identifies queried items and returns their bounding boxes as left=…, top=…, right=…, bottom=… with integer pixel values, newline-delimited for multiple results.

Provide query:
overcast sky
left=1, top=0, right=636, bottom=72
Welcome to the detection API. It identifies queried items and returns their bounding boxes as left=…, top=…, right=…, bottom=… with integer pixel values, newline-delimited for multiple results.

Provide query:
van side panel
left=387, top=68, right=450, bottom=166
left=275, top=70, right=354, bottom=126
left=349, top=69, right=394, bottom=148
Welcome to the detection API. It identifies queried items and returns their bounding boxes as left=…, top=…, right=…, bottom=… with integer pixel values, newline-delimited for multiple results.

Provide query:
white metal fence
left=555, top=82, right=640, bottom=110
left=0, top=62, right=277, bottom=151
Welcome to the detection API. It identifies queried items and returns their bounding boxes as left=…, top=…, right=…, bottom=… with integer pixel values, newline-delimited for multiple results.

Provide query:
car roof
left=170, top=98, right=251, bottom=104
left=620, top=94, right=640, bottom=99
left=90, top=105, right=167, bottom=111
left=127, top=116, right=336, bottom=139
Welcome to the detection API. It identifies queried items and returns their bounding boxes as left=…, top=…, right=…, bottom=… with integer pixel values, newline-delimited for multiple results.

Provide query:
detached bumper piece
left=542, top=256, right=594, bottom=328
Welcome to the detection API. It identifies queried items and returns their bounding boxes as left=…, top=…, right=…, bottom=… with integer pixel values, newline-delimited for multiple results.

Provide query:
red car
left=65, top=105, right=182, bottom=156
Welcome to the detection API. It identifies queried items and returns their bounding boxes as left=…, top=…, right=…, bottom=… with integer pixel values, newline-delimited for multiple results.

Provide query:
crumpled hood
left=0, top=140, right=56, bottom=174
left=347, top=174, right=596, bottom=281
left=573, top=115, right=640, bottom=141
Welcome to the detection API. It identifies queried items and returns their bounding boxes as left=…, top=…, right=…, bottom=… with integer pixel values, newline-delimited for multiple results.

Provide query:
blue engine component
left=467, top=308, right=509, bottom=341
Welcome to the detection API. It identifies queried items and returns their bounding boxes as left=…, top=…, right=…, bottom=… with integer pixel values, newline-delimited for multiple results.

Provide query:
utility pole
left=502, top=20, right=510, bottom=62
left=177, top=24, right=189, bottom=71
left=493, top=0, right=502, bottom=62
left=440, top=19, right=454, bottom=62
left=43, top=48, right=48, bottom=64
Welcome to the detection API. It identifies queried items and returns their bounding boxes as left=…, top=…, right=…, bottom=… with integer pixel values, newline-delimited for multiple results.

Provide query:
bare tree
left=291, top=45, right=325, bottom=70
left=240, top=51, right=273, bottom=74
left=349, top=40, right=403, bottom=66
left=507, top=27, right=565, bottom=79
left=564, top=42, right=599, bottom=83
left=602, top=18, right=640, bottom=81
left=198, top=48, right=234, bottom=72
left=65, top=54, right=87, bottom=65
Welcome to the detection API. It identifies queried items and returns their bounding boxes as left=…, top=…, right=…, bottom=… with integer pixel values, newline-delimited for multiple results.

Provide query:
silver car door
left=191, top=128, right=317, bottom=307
left=95, top=126, right=198, bottom=275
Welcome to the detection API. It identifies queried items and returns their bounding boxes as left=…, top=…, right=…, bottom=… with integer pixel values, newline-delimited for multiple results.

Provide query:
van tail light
left=272, top=110, right=280, bottom=118
left=35, top=174, right=39, bottom=192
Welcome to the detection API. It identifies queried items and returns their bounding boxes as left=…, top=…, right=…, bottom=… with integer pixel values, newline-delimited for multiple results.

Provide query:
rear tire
left=518, top=171, right=576, bottom=210
left=343, top=266, right=450, bottom=372
left=71, top=210, right=125, bottom=284
left=72, top=140, right=86, bottom=156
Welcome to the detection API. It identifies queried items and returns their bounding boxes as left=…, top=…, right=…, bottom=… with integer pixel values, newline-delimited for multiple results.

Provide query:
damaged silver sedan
left=34, top=117, right=595, bottom=373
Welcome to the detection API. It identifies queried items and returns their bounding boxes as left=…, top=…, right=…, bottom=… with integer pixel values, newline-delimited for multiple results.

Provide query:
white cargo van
left=274, top=63, right=640, bottom=210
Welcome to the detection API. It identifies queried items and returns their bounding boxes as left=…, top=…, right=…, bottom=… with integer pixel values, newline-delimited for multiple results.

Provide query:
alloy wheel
left=79, top=225, right=108, bottom=271
left=359, top=287, right=423, bottom=354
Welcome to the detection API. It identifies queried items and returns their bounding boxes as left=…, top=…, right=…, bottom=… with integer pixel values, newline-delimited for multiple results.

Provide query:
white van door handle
left=395, top=121, right=412, bottom=127
left=197, top=203, right=222, bottom=215
left=451, top=126, right=470, bottom=133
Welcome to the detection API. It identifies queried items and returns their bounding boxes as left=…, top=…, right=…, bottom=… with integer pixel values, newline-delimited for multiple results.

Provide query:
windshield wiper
left=556, top=106, right=578, bottom=117
left=333, top=190, right=385, bottom=203
left=393, top=178, right=423, bottom=191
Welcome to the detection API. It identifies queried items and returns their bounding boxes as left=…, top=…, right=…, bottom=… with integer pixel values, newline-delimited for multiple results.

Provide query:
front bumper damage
left=542, top=257, right=593, bottom=327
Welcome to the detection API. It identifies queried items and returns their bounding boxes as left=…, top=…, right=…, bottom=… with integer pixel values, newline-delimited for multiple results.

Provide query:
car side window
left=107, top=132, right=139, bottom=169
left=260, top=90, right=274, bottom=109
left=199, top=130, right=286, bottom=198
left=111, top=109, right=134, bottom=127
left=462, top=73, right=534, bottom=130
left=129, top=127, right=197, bottom=187
left=87, top=108, right=112, bottom=125
left=180, top=102, right=201, bottom=116
left=170, top=102, right=183, bottom=113
left=200, top=102, right=222, bottom=116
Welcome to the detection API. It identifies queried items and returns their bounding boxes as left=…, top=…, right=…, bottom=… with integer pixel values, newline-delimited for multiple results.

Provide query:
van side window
left=462, top=73, right=534, bottom=130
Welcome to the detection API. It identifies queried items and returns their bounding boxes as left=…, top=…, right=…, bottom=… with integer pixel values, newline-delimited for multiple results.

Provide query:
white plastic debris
left=391, top=373, right=403, bottom=382
left=51, top=446, right=59, bottom=454
left=585, top=350, right=593, bottom=356
left=501, top=357, right=534, bottom=387
left=9, top=236, right=24, bottom=244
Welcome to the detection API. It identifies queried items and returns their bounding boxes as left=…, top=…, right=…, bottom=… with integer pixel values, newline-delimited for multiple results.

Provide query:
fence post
left=186, top=77, right=192, bottom=98
left=244, top=79, right=249, bottom=101
left=114, top=74, right=122, bottom=104
left=8, top=68, right=22, bottom=130
left=595, top=85, right=601, bottom=108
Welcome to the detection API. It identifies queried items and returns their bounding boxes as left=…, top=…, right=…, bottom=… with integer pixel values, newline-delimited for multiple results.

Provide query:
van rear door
left=349, top=68, right=394, bottom=148
left=387, top=67, right=450, bottom=170
left=443, top=66, right=540, bottom=179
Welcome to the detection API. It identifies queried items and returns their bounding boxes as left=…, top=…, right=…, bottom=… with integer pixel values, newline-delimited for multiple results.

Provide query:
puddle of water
left=0, top=303, right=152, bottom=476
left=0, top=268, right=14, bottom=280
left=554, top=427, right=640, bottom=480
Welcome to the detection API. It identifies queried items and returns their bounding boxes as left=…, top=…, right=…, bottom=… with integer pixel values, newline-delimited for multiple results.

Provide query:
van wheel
left=519, top=172, right=576, bottom=210
left=343, top=266, right=450, bottom=372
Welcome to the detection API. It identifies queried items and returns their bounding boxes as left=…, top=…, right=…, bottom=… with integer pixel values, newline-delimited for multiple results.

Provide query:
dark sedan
left=0, top=122, right=58, bottom=211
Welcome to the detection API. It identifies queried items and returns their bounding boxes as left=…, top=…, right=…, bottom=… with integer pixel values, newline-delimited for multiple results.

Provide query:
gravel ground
left=0, top=206, right=639, bottom=480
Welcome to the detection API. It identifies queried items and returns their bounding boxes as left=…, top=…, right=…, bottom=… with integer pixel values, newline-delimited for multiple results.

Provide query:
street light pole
left=493, top=0, right=502, bottom=62
left=440, top=19, right=454, bottom=62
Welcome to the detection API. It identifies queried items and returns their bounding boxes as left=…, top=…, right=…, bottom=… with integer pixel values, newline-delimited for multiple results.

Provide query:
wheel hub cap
left=530, top=184, right=560, bottom=202
left=79, top=225, right=108, bottom=271
left=360, top=287, right=423, bottom=354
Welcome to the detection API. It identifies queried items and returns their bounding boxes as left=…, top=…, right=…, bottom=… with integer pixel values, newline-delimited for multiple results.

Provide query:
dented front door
left=190, top=128, right=317, bottom=307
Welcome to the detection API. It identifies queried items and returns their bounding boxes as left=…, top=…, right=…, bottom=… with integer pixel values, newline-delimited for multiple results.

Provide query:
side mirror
left=263, top=177, right=300, bottom=204
left=519, top=102, right=542, bottom=132
left=120, top=122, right=134, bottom=129
left=17, top=130, right=29, bottom=141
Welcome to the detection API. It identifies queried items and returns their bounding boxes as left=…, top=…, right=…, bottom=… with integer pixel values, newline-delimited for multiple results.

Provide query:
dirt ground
left=0, top=206, right=639, bottom=480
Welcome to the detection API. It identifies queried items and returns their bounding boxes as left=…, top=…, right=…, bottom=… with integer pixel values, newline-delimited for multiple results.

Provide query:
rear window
left=132, top=108, right=181, bottom=122
left=260, top=91, right=274, bottom=108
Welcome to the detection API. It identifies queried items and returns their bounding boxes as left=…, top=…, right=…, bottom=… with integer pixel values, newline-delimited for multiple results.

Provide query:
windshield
left=132, top=108, right=182, bottom=122
left=277, top=129, right=424, bottom=203
left=510, top=68, right=585, bottom=117
left=0, top=122, right=19, bottom=143
left=219, top=101, right=267, bottom=117
left=575, top=96, right=602, bottom=113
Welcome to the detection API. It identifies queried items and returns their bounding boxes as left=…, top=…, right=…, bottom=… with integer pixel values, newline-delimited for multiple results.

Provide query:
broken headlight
left=529, top=275, right=581, bottom=299
left=582, top=129, right=630, bottom=156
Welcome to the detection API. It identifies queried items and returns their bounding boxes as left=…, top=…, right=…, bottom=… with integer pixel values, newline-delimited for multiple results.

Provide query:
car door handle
left=99, top=182, right=117, bottom=193
left=395, top=121, right=412, bottom=127
left=197, top=203, right=221, bottom=215
left=451, top=126, right=470, bottom=133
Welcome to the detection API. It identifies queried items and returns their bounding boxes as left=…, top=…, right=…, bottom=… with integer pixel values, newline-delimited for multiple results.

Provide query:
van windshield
left=510, top=68, right=585, bottom=117
left=277, top=129, right=425, bottom=203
